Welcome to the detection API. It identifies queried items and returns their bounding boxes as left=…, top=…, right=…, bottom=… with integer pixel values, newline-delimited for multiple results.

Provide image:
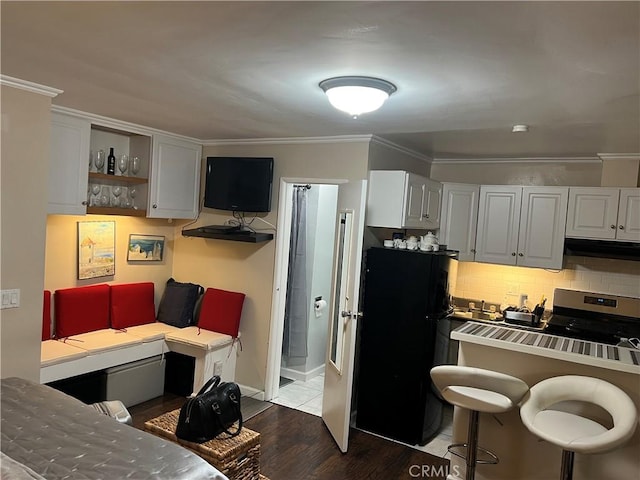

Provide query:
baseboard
left=280, top=364, right=325, bottom=383
left=238, top=383, right=264, bottom=401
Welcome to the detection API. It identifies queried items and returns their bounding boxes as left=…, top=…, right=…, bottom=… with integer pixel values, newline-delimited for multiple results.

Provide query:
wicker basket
left=144, top=409, right=260, bottom=480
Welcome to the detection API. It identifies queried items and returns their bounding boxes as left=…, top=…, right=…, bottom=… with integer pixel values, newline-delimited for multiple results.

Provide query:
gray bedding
left=1, top=377, right=227, bottom=480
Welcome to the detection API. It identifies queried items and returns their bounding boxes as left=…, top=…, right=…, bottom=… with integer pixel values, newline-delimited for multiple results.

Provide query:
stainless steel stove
left=544, top=289, right=640, bottom=347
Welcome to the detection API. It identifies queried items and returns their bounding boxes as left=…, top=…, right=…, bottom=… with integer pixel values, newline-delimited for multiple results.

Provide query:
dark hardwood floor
left=129, top=394, right=450, bottom=480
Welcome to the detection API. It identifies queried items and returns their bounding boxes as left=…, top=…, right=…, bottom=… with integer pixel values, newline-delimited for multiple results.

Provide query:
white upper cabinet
left=566, top=187, right=640, bottom=242
left=367, top=170, right=441, bottom=229
left=475, top=186, right=522, bottom=265
left=424, top=179, right=442, bottom=229
left=439, top=183, right=480, bottom=261
left=49, top=112, right=90, bottom=214
left=617, top=189, right=640, bottom=241
left=517, top=187, right=569, bottom=269
left=475, top=186, right=568, bottom=269
left=148, top=134, right=202, bottom=219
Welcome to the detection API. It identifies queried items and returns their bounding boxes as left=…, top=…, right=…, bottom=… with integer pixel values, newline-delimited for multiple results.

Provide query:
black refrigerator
left=355, top=246, right=457, bottom=445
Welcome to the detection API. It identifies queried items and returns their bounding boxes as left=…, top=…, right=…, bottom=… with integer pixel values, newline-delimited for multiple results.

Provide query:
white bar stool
left=431, top=365, right=529, bottom=480
left=520, top=375, right=637, bottom=480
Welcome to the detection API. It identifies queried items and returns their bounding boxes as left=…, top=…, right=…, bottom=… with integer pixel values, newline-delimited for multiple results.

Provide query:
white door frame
left=265, top=177, right=347, bottom=401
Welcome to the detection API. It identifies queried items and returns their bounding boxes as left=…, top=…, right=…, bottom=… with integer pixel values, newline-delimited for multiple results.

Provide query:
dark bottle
left=107, top=147, right=116, bottom=175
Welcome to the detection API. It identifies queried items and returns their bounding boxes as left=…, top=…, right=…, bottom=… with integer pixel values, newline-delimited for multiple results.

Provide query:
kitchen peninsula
left=448, top=322, right=640, bottom=480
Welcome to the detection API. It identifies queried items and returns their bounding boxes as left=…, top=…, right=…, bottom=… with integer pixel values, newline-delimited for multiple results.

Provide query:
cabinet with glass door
left=87, top=125, right=151, bottom=217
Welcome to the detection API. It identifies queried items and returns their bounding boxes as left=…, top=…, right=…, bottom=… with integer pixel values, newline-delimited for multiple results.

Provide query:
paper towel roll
left=314, top=299, right=328, bottom=318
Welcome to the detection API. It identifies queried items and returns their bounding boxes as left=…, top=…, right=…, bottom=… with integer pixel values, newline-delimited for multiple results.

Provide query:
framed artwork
left=127, top=234, right=165, bottom=261
left=78, top=221, right=115, bottom=280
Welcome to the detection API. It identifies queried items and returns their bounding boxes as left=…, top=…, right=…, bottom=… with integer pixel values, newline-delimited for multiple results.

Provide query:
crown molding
left=51, top=105, right=201, bottom=143
left=431, top=156, right=601, bottom=165
left=203, top=134, right=433, bottom=163
left=597, top=153, right=640, bottom=162
left=0, top=75, right=63, bottom=98
left=201, top=134, right=373, bottom=147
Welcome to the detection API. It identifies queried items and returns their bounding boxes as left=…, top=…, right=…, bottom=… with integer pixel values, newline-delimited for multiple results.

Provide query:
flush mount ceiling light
left=319, top=76, right=397, bottom=118
left=512, top=124, right=529, bottom=133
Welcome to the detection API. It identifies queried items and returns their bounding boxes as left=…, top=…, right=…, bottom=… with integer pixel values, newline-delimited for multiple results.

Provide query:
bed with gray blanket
left=1, top=377, right=227, bottom=480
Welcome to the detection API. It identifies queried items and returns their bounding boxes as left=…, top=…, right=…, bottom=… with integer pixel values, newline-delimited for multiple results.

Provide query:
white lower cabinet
left=148, top=134, right=202, bottom=219
left=439, top=183, right=479, bottom=261
left=475, top=186, right=568, bottom=269
left=49, top=112, right=90, bottom=214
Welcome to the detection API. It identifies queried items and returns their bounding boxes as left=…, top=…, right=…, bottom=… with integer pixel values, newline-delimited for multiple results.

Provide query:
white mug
left=432, top=244, right=440, bottom=251
left=420, top=244, right=433, bottom=251
left=383, top=239, right=394, bottom=248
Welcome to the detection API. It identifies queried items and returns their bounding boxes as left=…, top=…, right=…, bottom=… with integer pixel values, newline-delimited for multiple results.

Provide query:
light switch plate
left=1, top=289, right=20, bottom=309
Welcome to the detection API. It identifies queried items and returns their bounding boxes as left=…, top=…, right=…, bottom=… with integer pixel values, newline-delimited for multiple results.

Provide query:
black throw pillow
left=157, top=278, right=204, bottom=328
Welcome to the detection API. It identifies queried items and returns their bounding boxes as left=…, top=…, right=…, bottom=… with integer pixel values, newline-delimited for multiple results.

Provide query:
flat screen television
left=204, top=157, right=274, bottom=212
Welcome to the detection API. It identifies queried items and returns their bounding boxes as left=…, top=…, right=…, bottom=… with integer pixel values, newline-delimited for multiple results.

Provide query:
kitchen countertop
left=448, top=311, right=547, bottom=330
left=452, top=321, right=640, bottom=374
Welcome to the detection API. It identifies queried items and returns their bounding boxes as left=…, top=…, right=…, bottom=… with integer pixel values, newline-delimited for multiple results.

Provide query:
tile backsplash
left=452, top=256, right=639, bottom=309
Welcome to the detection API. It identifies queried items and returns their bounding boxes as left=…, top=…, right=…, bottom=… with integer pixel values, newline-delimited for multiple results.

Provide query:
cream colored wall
left=1, top=86, right=51, bottom=381
left=453, top=256, right=640, bottom=310
left=368, top=139, right=431, bottom=176
left=172, top=140, right=370, bottom=390
left=601, top=159, right=640, bottom=187
left=44, top=215, right=176, bottom=309
left=431, top=161, right=602, bottom=186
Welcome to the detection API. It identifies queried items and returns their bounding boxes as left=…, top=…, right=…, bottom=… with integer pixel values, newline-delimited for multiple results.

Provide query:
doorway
left=265, top=179, right=339, bottom=414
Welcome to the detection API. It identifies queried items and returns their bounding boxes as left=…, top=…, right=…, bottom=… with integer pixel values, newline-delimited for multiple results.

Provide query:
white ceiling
left=2, top=1, right=638, bottom=159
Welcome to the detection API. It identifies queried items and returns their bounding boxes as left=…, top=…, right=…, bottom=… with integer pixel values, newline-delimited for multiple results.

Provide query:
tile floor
left=271, top=374, right=324, bottom=416
left=272, top=374, right=453, bottom=460
left=412, top=405, right=454, bottom=458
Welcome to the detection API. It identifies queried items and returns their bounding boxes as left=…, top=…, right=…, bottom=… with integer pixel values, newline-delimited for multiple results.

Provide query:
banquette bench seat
left=40, top=282, right=245, bottom=397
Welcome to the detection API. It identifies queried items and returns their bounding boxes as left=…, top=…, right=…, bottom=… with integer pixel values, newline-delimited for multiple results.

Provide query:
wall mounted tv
left=204, top=157, right=274, bottom=212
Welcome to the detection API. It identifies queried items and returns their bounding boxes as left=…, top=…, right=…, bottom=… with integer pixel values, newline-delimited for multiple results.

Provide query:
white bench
left=40, top=324, right=238, bottom=394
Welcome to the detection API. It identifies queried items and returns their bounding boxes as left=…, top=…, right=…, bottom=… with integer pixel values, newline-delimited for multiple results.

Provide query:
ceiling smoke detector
left=512, top=124, right=529, bottom=133
left=319, top=76, right=397, bottom=118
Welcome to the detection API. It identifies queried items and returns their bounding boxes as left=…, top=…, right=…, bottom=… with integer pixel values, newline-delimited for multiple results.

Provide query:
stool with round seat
left=520, top=375, right=637, bottom=480
left=430, top=365, right=529, bottom=480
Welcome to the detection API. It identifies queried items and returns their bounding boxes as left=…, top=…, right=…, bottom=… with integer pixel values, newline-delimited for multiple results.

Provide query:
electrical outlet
left=1, top=289, right=20, bottom=309
left=213, top=361, right=224, bottom=376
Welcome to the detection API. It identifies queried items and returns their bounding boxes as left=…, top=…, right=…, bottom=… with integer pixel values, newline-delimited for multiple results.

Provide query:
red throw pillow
left=197, top=288, right=245, bottom=337
left=42, top=290, right=52, bottom=341
left=110, top=282, right=156, bottom=329
left=55, top=284, right=110, bottom=338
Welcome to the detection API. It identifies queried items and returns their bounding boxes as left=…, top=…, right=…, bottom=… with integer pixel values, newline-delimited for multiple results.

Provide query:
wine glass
left=100, top=186, right=110, bottom=206
left=95, top=149, right=105, bottom=173
left=130, top=156, right=140, bottom=176
left=129, top=186, right=137, bottom=209
left=90, top=184, right=101, bottom=206
left=118, top=154, right=129, bottom=176
left=122, top=187, right=132, bottom=208
left=112, top=185, right=122, bottom=207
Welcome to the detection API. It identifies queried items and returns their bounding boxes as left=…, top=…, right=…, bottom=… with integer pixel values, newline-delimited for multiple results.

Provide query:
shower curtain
left=283, top=186, right=309, bottom=359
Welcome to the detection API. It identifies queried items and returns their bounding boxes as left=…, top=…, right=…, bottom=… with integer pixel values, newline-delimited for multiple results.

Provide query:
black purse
left=175, top=375, right=243, bottom=443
